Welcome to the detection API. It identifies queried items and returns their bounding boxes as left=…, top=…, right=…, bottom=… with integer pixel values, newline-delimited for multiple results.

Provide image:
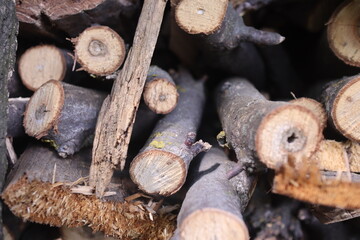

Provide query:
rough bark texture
left=216, top=78, right=322, bottom=170
left=130, top=69, right=210, bottom=196
left=7, top=97, right=29, bottom=138
left=320, top=74, right=360, bottom=141
left=2, top=144, right=176, bottom=240
left=176, top=147, right=255, bottom=240
left=16, top=0, right=140, bottom=40
left=0, top=1, right=18, bottom=239
left=24, top=81, right=106, bottom=157
left=72, top=26, right=126, bottom=76
left=273, top=157, right=360, bottom=209
left=143, top=66, right=178, bottom=114
left=327, top=0, right=360, bottom=67
left=90, top=0, right=168, bottom=197
left=310, top=205, right=360, bottom=224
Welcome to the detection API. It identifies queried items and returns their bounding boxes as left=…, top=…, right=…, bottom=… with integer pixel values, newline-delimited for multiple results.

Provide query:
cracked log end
left=331, top=75, right=360, bottom=141
left=290, top=97, right=327, bottom=130
left=18, top=45, right=67, bottom=91
left=256, top=105, right=322, bottom=169
left=23, top=80, right=64, bottom=139
left=1, top=177, right=176, bottom=240
left=175, top=0, right=228, bottom=35
left=312, top=140, right=360, bottom=172
left=179, top=208, right=249, bottom=240
left=327, top=0, right=360, bottom=67
left=130, top=150, right=186, bottom=196
left=273, top=158, right=360, bottom=209
left=74, top=26, right=126, bottom=76
left=143, top=78, right=179, bottom=114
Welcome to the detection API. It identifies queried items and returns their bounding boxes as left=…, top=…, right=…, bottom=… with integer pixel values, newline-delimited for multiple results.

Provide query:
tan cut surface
left=256, top=105, right=322, bottom=169
left=332, top=76, right=360, bottom=141
left=130, top=150, right=186, bottom=196
left=175, top=0, right=228, bottom=34
left=23, top=80, right=64, bottom=138
left=74, top=26, right=125, bottom=76
left=180, top=208, right=249, bottom=240
left=290, top=97, right=327, bottom=129
left=327, top=0, right=360, bottom=67
left=143, top=78, right=179, bottom=114
left=19, top=45, right=66, bottom=91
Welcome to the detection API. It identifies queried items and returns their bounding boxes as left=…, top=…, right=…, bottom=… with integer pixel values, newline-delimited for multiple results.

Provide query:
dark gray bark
left=176, top=147, right=255, bottom=239
left=0, top=1, right=18, bottom=239
left=7, top=98, right=29, bottom=138
left=130, top=68, right=210, bottom=196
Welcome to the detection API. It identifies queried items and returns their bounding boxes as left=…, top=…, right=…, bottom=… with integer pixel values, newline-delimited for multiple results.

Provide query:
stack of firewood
left=1, top=0, right=360, bottom=239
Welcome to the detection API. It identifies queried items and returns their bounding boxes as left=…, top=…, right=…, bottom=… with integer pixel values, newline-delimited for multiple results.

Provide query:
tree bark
left=216, top=78, right=322, bottom=170
left=72, top=26, right=126, bottom=76
left=176, top=147, right=255, bottom=240
left=310, top=205, right=360, bottom=224
left=0, top=1, right=18, bottom=239
left=23, top=80, right=107, bottom=157
left=327, top=0, right=360, bottom=67
left=16, top=0, right=140, bottom=40
left=320, top=74, right=360, bottom=141
left=1, top=143, right=176, bottom=240
left=7, top=97, right=29, bottom=138
left=143, top=66, right=178, bottom=114
left=89, top=0, right=168, bottom=197
left=130, top=68, right=210, bottom=196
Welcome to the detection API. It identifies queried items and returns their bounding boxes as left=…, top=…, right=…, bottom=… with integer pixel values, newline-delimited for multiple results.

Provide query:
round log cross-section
left=73, top=26, right=126, bottom=76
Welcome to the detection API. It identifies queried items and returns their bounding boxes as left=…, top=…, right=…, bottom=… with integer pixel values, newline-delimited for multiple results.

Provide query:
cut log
left=90, top=0, right=168, bottom=197
left=273, top=156, right=360, bottom=209
left=327, top=0, right=360, bottom=67
left=320, top=74, right=360, bottom=141
left=311, top=140, right=360, bottom=172
left=1, top=144, right=176, bottom=240
left=174, top=0, right=284, bottom=46
left=72, top=26, right=126, bottom=76
left=130, top=69, right=210, bottom=196
left=16, top=0, right=140, bottom=39
left=216, top=78, right=323, bottom=170
left=143, top=66, right=178, bottom=114
left=7, top=97, right=29, bottom=138
left=0, top=1, right=18, bottom=239
left=23, top=80, right=106, bottom=157
left=176, top=147, right=255, bottom=240
left=18, top=45, right=74, bottom=91
left=310, top=205, right=360, bottom=224
left=290, top=97, right=327, bottom=130
left=8, top=70, right=31, bottom=98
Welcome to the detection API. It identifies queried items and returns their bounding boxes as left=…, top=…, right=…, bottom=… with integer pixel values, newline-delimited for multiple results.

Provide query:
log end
left=23, top=80, right=64, bottom=139
left=332, top=75, right=360, bottom=141
left=290, top=97, right=327, bottom=129
left=179, top=208, right=249, bottom=240
left=130, top=150, right=187, bottom=196
left=175, top=0, right=228, bottom=35
left=143, top=78, right=179, bottom=114
left=256, top=104, right=322, bottom=169
left=18, top=45, right=67, bottom=91
left=327, top=0, right=360, bottom=67
left=74, top=26, right=126, bottom=76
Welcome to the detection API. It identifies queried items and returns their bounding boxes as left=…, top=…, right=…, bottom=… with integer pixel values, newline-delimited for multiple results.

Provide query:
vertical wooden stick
left=90, top=0, right=168, bottom=197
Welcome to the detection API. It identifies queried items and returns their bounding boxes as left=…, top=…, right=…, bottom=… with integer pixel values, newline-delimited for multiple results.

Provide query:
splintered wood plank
left=90, top=0, right=168, bottom=197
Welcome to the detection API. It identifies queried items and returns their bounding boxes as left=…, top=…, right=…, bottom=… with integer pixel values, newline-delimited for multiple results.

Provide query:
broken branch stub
left=216, top=78, right=323, bottom=169
left=130, top=68, right=210, bottom=196
left=143, top=66, right=179, bottom=114
left=175, top=0, right=284, bottom=48
left=320, top=74, right=360, bottom=141
left=89, top=0, right=168, bottom=197
left=73, top=26, right=126, bottom=76
left=176, top=147, right=254, bottom=240
left=23, top=80, right=106, bottom=157
left=327, top=0, right=360, bottom=67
